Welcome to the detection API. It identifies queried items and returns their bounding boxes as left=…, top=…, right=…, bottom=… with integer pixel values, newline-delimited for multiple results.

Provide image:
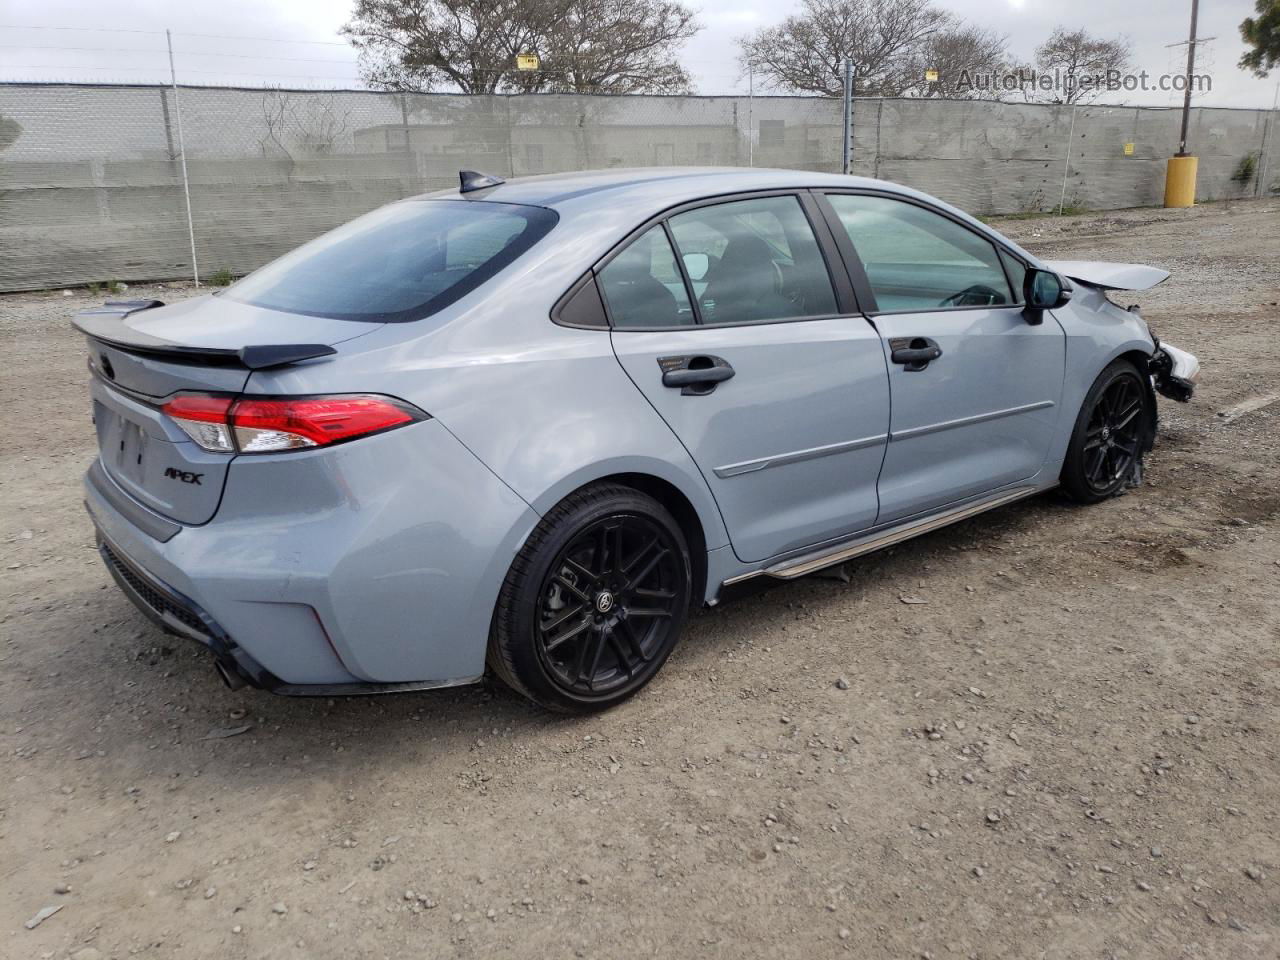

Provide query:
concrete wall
left=0, top=84, right=1275, bottom=291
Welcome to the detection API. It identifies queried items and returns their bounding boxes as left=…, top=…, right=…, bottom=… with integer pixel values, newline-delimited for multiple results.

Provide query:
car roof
left=416, top=167, right=1045, bottom=272
left=419, top=167, right=924, bottom=214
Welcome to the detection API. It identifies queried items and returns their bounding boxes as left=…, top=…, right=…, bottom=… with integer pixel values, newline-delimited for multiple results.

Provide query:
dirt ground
left=1, top=199, right=1278, bottom=960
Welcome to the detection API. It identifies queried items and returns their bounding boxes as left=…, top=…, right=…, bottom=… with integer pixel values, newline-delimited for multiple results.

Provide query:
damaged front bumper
left=1149, top=339, right=1200, bottom=403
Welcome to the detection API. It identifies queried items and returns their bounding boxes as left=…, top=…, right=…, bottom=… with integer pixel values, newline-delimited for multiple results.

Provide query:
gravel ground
left=1, top=199, right=1278, bottom=960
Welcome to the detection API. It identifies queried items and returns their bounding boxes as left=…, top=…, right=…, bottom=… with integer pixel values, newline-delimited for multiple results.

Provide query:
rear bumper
left=84, top=418, right=541, bottom=691
left=95, top=531, right=282, bottom=691
left=95, top=531, right=485, bottom=696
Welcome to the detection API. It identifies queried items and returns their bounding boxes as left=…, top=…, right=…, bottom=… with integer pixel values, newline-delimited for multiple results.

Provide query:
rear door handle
left=658, top=355, right=735, bottom=395
left=889, top=337, right=943, bottom=372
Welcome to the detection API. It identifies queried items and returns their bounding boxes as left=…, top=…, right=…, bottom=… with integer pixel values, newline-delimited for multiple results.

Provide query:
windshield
left=223, top=199, right=558, bottom=322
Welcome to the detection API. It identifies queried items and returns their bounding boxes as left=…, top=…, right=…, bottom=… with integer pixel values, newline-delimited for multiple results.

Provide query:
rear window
left=223, top=200, right=558, bottom=322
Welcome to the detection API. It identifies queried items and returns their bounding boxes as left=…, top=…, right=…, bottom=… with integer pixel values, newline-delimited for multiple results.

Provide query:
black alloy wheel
left=488, top=483, right=692, bottom=713
left=1062, top=359, right=1152, bottom=503
left=535, top=514, right=683, bottom=696
left=1081, top=374, right=1144, bottom=494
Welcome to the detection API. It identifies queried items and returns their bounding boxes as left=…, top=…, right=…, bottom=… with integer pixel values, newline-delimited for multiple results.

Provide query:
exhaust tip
left=214, top=658, right=247, bottom=691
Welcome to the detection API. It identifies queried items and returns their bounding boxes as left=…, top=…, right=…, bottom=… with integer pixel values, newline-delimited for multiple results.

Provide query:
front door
left=603, top=194, right=890, bottom=564
left=821, top=192, right=1066, bottom=523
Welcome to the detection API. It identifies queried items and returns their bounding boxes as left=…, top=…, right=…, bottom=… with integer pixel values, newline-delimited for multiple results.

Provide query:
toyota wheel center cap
left=595, top=591, right=615, bottom=614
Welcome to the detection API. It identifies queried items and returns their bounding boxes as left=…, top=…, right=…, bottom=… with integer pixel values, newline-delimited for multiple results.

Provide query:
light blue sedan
left=75, top=168, right=1199, bottom=712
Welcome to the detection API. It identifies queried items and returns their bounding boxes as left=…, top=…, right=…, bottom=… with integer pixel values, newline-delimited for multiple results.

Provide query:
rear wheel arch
left=598, top=473, right=709, bottom=606
left=522, top=472, right=710, bottom=608
left=524, top=462, right=722, bottom=603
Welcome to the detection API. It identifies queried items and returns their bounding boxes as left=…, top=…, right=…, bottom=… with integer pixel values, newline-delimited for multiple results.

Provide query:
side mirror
left=1023, top=269, right=1072, bottom=324
left=682, top=252, right=710, bottom=282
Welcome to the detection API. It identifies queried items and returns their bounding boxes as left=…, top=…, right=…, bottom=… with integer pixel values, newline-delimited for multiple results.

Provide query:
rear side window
left=667, top=195, right=837, bottom=325
left=598, top=226, right=695, bottom=328
left=224, top=200, right=557, bottom=322
left=826, top=194, right=1012, bottom=311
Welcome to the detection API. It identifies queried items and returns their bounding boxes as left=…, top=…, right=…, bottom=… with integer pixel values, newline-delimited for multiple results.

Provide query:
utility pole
left=1059, top=106, right=1078, bottom=215
left=166, top=29, right=199, bottom=286
left=841, top=60, right=854, bottom=175
left=1175, top=0, right=1200, bottom=155
left=1258, top=79, right=1279, bottom=199
left=1163, top=0, right=1213, bottom=206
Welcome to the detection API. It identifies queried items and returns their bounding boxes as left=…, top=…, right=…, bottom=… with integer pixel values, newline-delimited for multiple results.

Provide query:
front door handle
left=889, top=337, right=943, bottom=372
left=658, top=355, right=735, bottom=395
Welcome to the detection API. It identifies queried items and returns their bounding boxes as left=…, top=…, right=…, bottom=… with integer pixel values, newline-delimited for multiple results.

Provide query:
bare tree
left=737, top=0, right=951, bottom=97
left=1019, top=27, right=1132, bottom=104
left=342, top=0, right=699, bottom=95
left=900, top=24, right=1009, bottom=99
left=259, top=89, right=352, bottom=159
left=343, top=0, right=549, bottom=94
left=537, top=0, right=698, bottom=94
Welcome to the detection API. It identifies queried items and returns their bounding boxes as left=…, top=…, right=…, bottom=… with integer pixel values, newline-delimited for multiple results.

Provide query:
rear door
left=819, top=192, right=1065, bottom=524
left=605, top=192, right=890, bottom=564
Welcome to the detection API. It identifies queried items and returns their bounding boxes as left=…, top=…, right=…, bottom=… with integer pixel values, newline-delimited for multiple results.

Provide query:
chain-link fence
left=1, top=83, right=1276, bottom=291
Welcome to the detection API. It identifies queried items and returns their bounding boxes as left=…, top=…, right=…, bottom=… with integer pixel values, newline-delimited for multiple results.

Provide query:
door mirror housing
left=1023, top=269, right=1072, bottom=323
left=682, top=252, right=710, bottom=282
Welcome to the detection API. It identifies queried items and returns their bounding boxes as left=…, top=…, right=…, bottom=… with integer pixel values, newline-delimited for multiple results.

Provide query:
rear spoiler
left=73, top=301, right=337, bottom=370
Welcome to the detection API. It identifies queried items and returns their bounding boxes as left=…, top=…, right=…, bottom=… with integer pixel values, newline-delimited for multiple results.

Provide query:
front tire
left=487, top=483, right=692, bottom=713
left=1061, top=359, right=1152, bottom=504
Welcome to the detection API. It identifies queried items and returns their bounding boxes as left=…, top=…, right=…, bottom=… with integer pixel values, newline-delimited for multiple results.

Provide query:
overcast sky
left=1, top=0, right=1276, bottom=108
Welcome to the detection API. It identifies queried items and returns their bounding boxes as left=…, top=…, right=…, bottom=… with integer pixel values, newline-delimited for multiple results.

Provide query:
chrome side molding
left=714, top=433, right=888, bottom=478
left=890, top=400, right=1054, bottom=442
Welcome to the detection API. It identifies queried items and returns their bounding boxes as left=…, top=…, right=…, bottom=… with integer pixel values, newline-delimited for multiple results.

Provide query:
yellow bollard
left=1164, top=155, right=1198, bottom=208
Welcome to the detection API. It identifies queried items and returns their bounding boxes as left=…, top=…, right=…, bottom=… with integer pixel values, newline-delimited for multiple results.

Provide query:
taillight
left=161, top=394, right=427, bottom=454
left=163, top=394, right=236, bottom=452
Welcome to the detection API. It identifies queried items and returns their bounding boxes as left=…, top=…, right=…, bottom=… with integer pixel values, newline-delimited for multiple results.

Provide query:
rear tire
left=487, top=483, right=692, bottom=713
left=1061, top=359, right=1152, bottom=504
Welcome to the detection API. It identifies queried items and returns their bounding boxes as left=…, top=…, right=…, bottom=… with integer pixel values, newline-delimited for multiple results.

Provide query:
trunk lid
left=89, top=373, right=239, bottom=525
left=77, top=296, right=381, bottom=526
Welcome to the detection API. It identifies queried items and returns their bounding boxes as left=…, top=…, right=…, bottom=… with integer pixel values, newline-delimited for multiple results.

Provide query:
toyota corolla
left=75, top=168, right=1199, bottom=712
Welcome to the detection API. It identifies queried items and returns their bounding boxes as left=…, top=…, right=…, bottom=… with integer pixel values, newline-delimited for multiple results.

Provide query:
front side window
left=667, top=196, right=837, bottom=325
left=597, top=226, right=695, bottom=329
left=826, top=194, right=1013, bottom=312
left=224, top=199, right=557, bottom=322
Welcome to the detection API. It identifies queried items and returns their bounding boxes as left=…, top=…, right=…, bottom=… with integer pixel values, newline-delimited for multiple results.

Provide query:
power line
left=2, top=78, right=371, bottom=91
left=1, top=24, right=350, bottom=46
left=9, top=64, right=364, bottom=81
left=174, top=50, right=356, bottom=65
left=0, top=43, right=358, bottom=65
left=1, top=25, right=751, bottom=67
left=0, top=44, right=166, bottom=55
left=176, top=32, right=349, bottom=47
left=0, top=24, right=164, bottom=35
left=0, top=21, right=755, bottom=88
